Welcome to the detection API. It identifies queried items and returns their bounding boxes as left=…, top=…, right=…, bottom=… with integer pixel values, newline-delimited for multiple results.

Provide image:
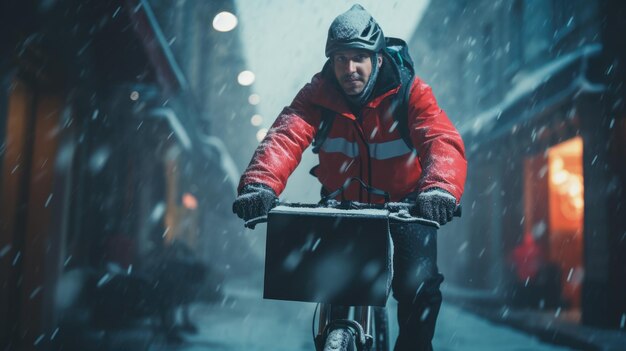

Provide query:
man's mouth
left=343, top=75, right=362, bottom=83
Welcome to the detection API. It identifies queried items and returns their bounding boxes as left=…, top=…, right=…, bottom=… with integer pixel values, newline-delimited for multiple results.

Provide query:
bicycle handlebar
left=244, top=201, right=461, bottom=229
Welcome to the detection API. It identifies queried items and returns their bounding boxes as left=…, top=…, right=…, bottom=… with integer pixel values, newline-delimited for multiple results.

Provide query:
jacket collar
left=310, top=52, right=402, bottom=119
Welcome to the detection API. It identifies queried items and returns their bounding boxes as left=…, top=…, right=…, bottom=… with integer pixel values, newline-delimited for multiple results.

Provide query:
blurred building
left=148, top=0, right=259, bottom=172
left=146, top=0, right=264, bottom=274
left=410, top=0, right=626, bottom=329
left=0, top=0, right=256, bottom=349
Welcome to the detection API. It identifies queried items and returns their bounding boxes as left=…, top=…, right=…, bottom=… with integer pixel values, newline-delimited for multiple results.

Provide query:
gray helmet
left=325, top=4, right=385, bottom=57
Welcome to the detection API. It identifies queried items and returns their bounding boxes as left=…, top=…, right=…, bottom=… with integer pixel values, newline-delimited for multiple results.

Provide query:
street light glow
left=256, top=128, right=268, bottom=142
left=238, top=70, right=255, bottom=86
left=182, top=193, right=198, bottom=210
left=212, top=11, right=238, bottom=32
left=248, top=93, right=261, bottom=105
left=251, top=114, right=263, bottom=126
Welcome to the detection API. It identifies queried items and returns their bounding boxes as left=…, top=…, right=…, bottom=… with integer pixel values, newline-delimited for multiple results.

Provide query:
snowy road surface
left=150, top=278, right=574, bottom=351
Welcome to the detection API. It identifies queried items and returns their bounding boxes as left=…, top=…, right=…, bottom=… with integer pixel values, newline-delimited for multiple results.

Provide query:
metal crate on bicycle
left=240, top=187, right=460, bottom=351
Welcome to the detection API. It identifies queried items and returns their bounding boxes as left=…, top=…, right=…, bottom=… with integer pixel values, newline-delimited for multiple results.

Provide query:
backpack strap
left=312, top=107, right=335, bottom=154
left=385, top=37, right=416, bottom=151
left=395, top=73, right=415, bottom=151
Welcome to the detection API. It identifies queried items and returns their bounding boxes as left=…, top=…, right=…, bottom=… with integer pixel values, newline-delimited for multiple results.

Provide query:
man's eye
left=354, top=55, right=368, bottom=62
left=335, top=56, right=347, bottom=63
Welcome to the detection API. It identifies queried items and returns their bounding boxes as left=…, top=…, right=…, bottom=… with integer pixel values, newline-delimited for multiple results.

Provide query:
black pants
left=390, top=221, right=443, bottom=351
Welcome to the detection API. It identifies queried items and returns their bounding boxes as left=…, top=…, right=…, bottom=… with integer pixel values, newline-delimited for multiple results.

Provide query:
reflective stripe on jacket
left=238, top=69, right=467, bottom=203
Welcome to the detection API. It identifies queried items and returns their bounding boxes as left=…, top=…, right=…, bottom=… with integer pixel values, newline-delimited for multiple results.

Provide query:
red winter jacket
left=238, top=63, right=467, bottom=204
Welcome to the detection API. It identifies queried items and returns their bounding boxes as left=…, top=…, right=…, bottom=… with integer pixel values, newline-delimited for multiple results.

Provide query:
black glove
left=414, top=188, right=457, bottom=225
left=232, top=183, right=278, bottom=222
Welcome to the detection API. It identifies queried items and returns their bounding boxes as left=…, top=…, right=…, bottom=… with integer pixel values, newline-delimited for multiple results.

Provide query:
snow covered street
left=150, top=279, right=574, bottom=351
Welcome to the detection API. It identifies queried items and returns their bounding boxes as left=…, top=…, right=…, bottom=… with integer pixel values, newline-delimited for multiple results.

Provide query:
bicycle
left=245, top=198, right=459, bottom=351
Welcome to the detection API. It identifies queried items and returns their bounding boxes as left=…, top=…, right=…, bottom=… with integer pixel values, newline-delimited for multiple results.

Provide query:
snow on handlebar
left=244, top=201, right=461, bottom=229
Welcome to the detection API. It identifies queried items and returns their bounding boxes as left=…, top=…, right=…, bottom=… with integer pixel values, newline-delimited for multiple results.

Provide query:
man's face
left=332, top=49, right=378, bottom=95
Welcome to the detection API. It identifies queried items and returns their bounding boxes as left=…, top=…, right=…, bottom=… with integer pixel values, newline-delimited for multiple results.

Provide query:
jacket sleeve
left=237, top=82, right=321, bottom=196
left=408, top=77, right=467, bottom=203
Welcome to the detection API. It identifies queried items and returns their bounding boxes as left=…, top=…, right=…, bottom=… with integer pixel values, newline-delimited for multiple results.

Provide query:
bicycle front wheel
left=323, top=328, right=357, bottom=351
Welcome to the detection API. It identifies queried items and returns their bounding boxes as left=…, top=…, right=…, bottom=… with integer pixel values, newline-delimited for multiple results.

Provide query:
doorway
left=521, top=136, right=584, bottom=318
left=547, top=136, right=584, bottom=311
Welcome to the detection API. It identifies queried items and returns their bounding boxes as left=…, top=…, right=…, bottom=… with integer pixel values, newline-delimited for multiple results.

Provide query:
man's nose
left=347, top=60, right=357, bottom=72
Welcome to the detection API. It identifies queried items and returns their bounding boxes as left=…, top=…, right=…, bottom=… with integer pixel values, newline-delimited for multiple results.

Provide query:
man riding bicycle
left=233, top=4, right=467, bottom=351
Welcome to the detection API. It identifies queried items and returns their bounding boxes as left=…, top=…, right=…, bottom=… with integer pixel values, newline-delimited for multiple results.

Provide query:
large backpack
left=312, top=37, right=416, bottom=154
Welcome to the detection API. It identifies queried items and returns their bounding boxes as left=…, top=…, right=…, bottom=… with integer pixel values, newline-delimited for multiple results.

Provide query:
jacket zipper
left=353, top=114, right=373, bottom=203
